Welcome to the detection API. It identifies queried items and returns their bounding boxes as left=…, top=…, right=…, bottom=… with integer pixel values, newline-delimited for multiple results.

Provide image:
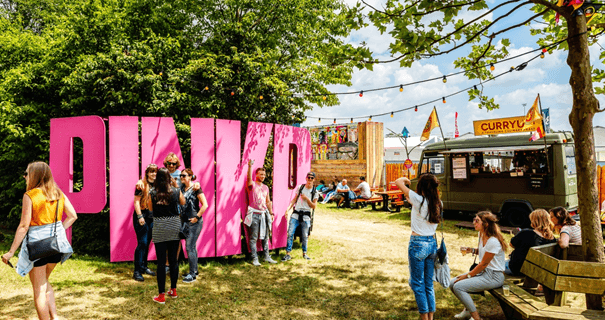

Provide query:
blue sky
left=302, top=0, right=605, bottom=138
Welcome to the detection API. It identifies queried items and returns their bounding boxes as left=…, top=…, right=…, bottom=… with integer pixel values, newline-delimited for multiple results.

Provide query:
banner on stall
left=473, top=116, right=542, bottom=136
left=308, top=124, right=359, bottom=160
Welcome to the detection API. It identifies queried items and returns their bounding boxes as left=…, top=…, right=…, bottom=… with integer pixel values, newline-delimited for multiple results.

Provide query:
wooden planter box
left=521, top=243, right=605, bottom=306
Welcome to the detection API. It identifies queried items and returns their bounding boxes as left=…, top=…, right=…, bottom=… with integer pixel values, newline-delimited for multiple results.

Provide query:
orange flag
left=420, top=107, right=440, bottom=141
left=523, top=95, right=542, bottom=126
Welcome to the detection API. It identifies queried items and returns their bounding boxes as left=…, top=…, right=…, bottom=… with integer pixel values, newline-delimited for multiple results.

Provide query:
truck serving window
left=565, top=146, right=576, bottom=176
left=420, top=154, right=445, bottom=175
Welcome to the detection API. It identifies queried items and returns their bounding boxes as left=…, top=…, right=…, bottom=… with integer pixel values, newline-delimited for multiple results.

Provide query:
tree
left=0, top=0, right=368, bottom=249
left=355, top=0, right=604, bottom=309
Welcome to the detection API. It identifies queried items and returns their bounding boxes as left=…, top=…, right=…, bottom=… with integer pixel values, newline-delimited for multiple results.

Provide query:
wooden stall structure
left=310, top=122, right=384, bottom=188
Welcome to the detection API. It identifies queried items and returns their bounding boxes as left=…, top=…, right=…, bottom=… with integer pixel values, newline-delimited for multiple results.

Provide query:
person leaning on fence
left=179, top=168, right=208, bottom=283
left=2, top=162, right=78, bottom=320
left=395, top=174, right=441, bottom=320
left=450, top=211, right=508, bottom=320
left=282, top=172, right=319, bottom=261
left=244, top=160, right=277, bottom=266
left=132, top=164, right=158, bottom=282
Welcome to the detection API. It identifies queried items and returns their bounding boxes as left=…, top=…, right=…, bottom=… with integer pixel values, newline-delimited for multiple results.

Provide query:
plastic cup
left=503, top=285, right=510, bottom=296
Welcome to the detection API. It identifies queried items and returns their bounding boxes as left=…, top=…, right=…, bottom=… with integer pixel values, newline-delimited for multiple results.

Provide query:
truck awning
left=438, top=145, right=548, bottom=154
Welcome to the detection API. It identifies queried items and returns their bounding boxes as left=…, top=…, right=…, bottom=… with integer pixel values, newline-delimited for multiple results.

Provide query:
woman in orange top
left=2, top=162, right=78, bottom=320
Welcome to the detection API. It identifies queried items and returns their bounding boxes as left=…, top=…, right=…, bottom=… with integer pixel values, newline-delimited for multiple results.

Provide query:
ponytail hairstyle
left=530, top=209, right=554, bottom=240
left=416, top=173, right=442, bottom=224
left=476, top=211, right=508, bottom=253
left=154, top=168, right=173, bottom=204
left=549, top=206, right=576, bottom=227
left=182, top=168, right=197, bottom=180
left=25, top=161, right=63, bottom=201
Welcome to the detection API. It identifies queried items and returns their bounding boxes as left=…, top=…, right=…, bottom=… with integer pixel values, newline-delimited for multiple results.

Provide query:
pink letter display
left=272, top=125, right=312, bottom=248
left=50, top=116, right=312, bottom=262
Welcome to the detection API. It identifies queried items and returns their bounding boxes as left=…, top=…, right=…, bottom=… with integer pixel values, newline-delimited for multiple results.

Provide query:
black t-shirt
left=509, top=229, right=556, bottom=276
left=181, top=186, right=203, bottom=219
left=150, top=187, right=181, bottom=219
left=134, top=187, right=153, bottom=219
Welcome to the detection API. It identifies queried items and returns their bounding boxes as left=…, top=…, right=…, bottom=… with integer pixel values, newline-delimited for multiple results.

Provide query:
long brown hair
left=416, top=173, right=442, bottom=224
left=530, top=209, right=554, bottom=240
left=476, top=211, right=508, bottom=252
left=140, top=164, right=158, bottom=210
left=549, top=206, right=576, bottom=227
left=154, top=168, right=173, bottom=204
left=25, top=161, right=63, bottom=201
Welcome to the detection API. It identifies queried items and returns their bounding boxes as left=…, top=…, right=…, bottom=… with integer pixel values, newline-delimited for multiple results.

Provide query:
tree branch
left=412, top=0, right=484, bottom=17
left=490, top=8, right=548, bottom=38
left=528, top=0, right=566, bottom=17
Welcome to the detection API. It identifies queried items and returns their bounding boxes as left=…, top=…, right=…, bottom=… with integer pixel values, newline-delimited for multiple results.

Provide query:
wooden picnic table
left=374, top=190, right=403, bottom=212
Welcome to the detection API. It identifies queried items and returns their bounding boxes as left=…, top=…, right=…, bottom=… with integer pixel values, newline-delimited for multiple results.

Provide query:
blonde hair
left=163, top=152, right=180, bottom=167
left=530, top=209, right=554, bottom=240
left=25, top=161, right=63, bottom=201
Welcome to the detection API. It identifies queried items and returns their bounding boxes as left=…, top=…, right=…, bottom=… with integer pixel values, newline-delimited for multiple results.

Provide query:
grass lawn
left=0, top=204, right=544, bottom=319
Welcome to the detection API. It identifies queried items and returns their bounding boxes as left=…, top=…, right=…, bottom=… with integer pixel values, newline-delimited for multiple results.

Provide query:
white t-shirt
left=293, top=185, right=319, bottom=212
left=479, top=235, right=506, bottom=271
left=357, top=181, right=371, bottom=199
left=408, top=190, right=438, bottom=236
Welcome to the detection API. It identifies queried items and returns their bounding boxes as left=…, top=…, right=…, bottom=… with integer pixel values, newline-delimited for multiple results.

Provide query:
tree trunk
left=566, top=15, right=605, bottom=311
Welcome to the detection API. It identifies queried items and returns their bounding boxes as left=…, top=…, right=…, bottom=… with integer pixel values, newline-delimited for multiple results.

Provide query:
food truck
left=412, top=132, right=577, bottom=227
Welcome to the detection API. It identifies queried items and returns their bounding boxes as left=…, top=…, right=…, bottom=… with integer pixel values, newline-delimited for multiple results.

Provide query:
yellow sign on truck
left=473, top=116, right=542, bottom=136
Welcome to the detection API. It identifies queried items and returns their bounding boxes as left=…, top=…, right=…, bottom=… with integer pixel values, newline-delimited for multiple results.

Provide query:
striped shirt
left=560, top=224, right=582, bottom=244
left=151, top=187, right=181, bottom=243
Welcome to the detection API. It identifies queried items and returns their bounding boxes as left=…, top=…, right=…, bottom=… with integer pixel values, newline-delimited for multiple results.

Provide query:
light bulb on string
left=490, top=63, right=495, bottom=71
left=540, top=53, right=545, bottom=59
left=350, top=118, right=353, bottom=123
left=369, top=115, right=372, bottom=121
left=318, top=118, right=321, bottom=123
left=323, top=95, right=327, bottom=100
left=442, top=76, right=447, bottom=83
left=542, top=48, right=547, bottom=53
left=204, top=86, right=209, bottom=91
left=260, top=95, right=264, bottom=100
left=510, top=66, right=515, bottom=72
left=390, top=112, right=394, bottom=118
left=442, top=97, right=446, bottom=103
left=415, top=106, right=418, bottom=112
left=231, top=91, right=235, bottom=96
left=399, top=85, right=403, bottom=92
left=473, top=85, right=477, bottom=91
left=333, top=119, right=336, bottom=124
left=359, top=91, right=363, bottom=97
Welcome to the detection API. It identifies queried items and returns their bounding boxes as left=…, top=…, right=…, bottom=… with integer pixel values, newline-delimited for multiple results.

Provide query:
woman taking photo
left=132, top=164, right=158, bottom=282
left=549, top=206, right=582, bottom=248
left=506, top=209, right=556, bottom=276
left=2, top=162, right=78, bottom=320
left=179, top=168, right=208, bottom=283
left=451, top=211, right=507, bottom=320
left=150, top=168, right=185, bottom=304
left=395, top=174, right=442, bottom=320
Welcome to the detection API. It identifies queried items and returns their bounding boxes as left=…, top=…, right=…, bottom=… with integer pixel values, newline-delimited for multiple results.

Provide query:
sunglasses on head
left=167, top=162, right=178, bottom=166
left=179, top=174, right=188, bottom=178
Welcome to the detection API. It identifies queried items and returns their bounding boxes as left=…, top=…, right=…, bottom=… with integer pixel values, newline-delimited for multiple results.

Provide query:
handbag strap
left=26, top=197, right=60, bottom=243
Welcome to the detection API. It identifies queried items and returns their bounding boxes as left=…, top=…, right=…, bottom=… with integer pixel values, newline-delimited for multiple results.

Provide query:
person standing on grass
left=395, top=174, right=441, bottom=320
left=282, top=172, right=319, bottom=261
left=180, top=168, right=208, bottom=283
left=150, top=168, right=186, bottom=304
left=244, top=160, right=277, bottom=266
left=2, top=162, right=78, bottom=320
left=549, top=206, right=582, bottom=248
left=450, top=211, right=507, bottom=320
left=132, top=164, right=158, bottom=282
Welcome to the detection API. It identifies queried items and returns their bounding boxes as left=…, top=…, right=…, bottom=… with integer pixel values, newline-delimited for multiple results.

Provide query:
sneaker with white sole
left=454, top=309, right=471, bottom=319
left=252, top=258, right=261, bottom=266
left=167, top=288, right=178, bottom=299
left=281, top=254, right=291, bottom=261
left=303, top=254, right=312, bottom=260
left=153, top=293, right=165, bottom=304
left=264, top=256, right=277, bottom=264
left=182, top=274, right=196, bottom=283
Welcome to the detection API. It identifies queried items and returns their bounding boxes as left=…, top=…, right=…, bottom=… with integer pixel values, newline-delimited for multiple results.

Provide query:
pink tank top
left=248, top=182, right=269, bottom=211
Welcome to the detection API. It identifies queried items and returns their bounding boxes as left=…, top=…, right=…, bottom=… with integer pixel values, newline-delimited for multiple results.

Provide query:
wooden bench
left=486, top=243, right=605, bottom=320
left=352, top=197, right=382, bottom=210
left=390, top=200, right=405, bottom=212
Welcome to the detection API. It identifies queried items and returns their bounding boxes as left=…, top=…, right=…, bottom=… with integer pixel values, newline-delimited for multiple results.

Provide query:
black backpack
left=293, top=184, right=316, bottom=238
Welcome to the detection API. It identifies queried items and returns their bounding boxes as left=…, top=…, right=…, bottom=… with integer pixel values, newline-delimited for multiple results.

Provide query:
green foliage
left=0, top=0, right=364, bottom=254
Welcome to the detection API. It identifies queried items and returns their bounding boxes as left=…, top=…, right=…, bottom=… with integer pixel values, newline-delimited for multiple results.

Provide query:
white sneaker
left=454, top=309, right=471, bottom=319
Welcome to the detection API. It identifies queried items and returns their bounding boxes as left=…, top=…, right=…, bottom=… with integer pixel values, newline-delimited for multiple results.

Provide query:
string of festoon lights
left=302, top=31, right=591, bottom=124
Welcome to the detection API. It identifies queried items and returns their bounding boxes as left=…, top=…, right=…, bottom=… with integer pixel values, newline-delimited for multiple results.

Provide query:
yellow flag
left=420, top=107, right=440, bottom=141
left=523, top=95, right=542, bottom=127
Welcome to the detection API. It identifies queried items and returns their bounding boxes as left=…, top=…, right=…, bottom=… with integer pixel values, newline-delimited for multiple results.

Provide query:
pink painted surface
left=215, top=120, right=244, bottom=256
left=141, top=117, right=186, bottom=260
left=108, top=116, right=139, bottom=262
left=190, top=118, right=216, bottom=258
left=49, top=116, right=107, bottom=213
left=240, top=122, right=274, bottom=253
left=272, top=125, right=312, bottom=248
left=50, top=116, right=107, bottom=242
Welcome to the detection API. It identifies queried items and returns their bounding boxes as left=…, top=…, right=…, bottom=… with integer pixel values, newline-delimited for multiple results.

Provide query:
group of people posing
left=131, top=153, right=318, bottom=304
left=394, top=174, right=582, bottom=320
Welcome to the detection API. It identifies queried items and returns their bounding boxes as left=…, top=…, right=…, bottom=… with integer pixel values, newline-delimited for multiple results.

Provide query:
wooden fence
left=386, top=163, right=426, bottom=184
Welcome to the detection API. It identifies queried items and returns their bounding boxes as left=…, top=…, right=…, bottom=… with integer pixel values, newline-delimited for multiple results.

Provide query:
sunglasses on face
left=306, top=176, right=315, bottom=180
left=179, top=174, right=188, bottom=178
left=23, top=171, right=28, bottom=178
left=473, top=217, right=481, bottom=223
left=167, top=162, right=178, bottom=166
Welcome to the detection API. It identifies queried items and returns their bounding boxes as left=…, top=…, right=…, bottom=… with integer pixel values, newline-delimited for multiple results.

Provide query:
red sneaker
left=168, top=288, right=178, bottom=299
left=153, top=293, right=165, bottom=304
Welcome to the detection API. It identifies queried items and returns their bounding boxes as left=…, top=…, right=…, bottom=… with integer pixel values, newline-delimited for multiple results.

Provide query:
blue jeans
left=286, top=217, right=310, bottom=253
left=408, top=235, right=437, bottom=314
left=133, top=216, right=153, bottom=274
left=185, top=219, right=203, bottom=275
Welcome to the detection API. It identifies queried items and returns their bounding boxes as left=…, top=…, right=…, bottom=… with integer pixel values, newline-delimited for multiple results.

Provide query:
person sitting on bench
left=335, top=179, right=355, bottom=208
left=353, top=176, right=372, bottom=200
